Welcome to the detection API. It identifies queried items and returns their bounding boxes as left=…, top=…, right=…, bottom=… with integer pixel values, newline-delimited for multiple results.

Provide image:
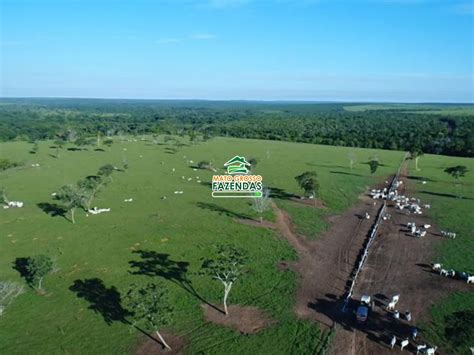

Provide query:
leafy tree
left=55, top=185, right=85, bottom=224
left=369, top=159, right=379, bottom=174
left=444, top=165, right=468, bottom=180
left=23, top=255, right=53, bottom=290
left=0, top=281, right=24, bottom=316
left=295, top=171, right=320, bottom=203
left=444, top=165, right=468, bottom=198
left=53, top=132, right=68, bottom=158
left=98, top=164, right=115, bottom=181
left=409, top=146, right=424, bottom=171
left=0, top=188, right=8, bottom=205
left=188, top=129, right=197, bottom=145
left=75, top=136, right=92, bottom=149
left=348, top=152, right=357, bottom=171
left=125, top=283, right=173, bottom=350
left=248, top=158, right=257, bottom=172
left=252, top=188, right=271, bottom=223
left=197, top=160, right=212, bottom=170
left=0, top=158, right=20, bottom=172
left=103, top=138, right=113, bottom=151
left=77, top=176, right=103, bottom=210
left=30, top=141, right=39, bottom=154
left=200, top=244, right=247, bottom=315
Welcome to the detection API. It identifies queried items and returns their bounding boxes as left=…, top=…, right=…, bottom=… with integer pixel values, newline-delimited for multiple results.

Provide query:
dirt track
left=272, top=165, right=468, bottom=354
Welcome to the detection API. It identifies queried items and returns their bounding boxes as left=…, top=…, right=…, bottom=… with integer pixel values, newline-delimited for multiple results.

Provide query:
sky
left=0, top=0, right=473, bottom=102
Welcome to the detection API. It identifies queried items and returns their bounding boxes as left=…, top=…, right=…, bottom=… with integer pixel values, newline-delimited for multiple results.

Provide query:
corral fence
left=341, top=154, right=408, bottom=312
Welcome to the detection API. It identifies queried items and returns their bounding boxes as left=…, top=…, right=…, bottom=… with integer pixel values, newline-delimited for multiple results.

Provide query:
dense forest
left=0, top=98, right=473, bottom=157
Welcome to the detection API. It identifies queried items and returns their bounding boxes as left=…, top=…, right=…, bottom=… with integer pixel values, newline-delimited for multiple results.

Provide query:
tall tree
left=55, top=185, right=85, bottom=224
left=77, top=176, right=103, bottom=210
left=200, top=244, right=247, bottom=316
left=23, top=255, right=53, bottom=290
left=409, top=146, right=424, bottom=171
left=348, top=152, right=357, bottom=171
left=295, top=171, right=320, bottom=204
left=252, top=188, right=271, bottom=223
left=98, top=164, right=115, bottom=181
left=444, top=165, right=468, bottom=198
left=125, top=283, right=173, bottom=350
left=369, top=159, right=379, bottom=174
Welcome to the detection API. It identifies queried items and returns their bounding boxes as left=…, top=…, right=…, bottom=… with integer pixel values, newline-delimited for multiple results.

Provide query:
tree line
left=0, top=99, right=472, bottom=157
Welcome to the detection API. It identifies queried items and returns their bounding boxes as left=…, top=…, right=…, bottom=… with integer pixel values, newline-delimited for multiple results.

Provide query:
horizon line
left=1, top=96, right=473, bottom=105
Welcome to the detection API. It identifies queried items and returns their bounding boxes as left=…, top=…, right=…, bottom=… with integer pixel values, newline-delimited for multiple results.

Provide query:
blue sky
left=1, top=0, right=473, bottom=102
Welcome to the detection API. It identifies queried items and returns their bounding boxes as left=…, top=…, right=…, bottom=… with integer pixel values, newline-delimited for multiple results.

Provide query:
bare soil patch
left=201, top=304, right=275, bottom=334
left=328, top=165, right=468, bottom=355
left=134, top=331, right=186, bottom=355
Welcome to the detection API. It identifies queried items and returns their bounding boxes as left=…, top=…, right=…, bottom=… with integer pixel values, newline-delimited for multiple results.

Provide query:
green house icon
left=224, top=156, right=251, bottom=174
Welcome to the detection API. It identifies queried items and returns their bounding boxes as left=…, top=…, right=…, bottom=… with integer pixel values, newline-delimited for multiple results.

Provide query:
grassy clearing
left=408, top=155, right=474, bottom=353
left=0, top=137, right=403, bottom=354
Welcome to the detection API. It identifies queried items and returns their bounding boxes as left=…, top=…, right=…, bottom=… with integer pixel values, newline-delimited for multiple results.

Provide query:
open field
left=0, top=137, right=404, bottom=354
left=343, top=104, right=474, bottom=116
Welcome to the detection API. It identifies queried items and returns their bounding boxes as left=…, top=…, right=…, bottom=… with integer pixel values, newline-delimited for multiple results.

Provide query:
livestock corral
left=0, top=137, right=472, bottom=354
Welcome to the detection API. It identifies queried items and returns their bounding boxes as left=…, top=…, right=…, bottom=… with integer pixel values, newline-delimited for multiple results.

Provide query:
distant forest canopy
left=0, top=98, right=473, bottom=157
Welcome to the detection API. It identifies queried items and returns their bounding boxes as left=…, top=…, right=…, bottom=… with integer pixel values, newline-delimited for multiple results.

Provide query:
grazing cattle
left=447, top=269, right=455, bottom=278
left=386, top=301, right=396, bottom=311
left=423, top=204, right=430, bottom=208
left=124, top=198, right=133, bottom=202
left=440, top=269, right=448, bottom=277
left=423, top=224, right=431, bottom=229
left=425, top=346, right=437, bottom=355
left=392, top=295, right=400, bottom=304
left=405, top=311, right=412, bottom=321
left=390, top=335, right=396, bottom=349
left=161, top=196, right=167, bottom=200
left=400, top=339, right=409, bottom=351
left=467, top=276, right=474, bottom=284
left=393, top=310, right=400, bottom=319
left=365, top=212, right=370, bottom=219
left=432, top=263, right=442, bottom=271
left=411, top=328, right=418, bottom=340
left=416, top=344, right=427, bottom=354
left=88, top=207, right=111, bottom=215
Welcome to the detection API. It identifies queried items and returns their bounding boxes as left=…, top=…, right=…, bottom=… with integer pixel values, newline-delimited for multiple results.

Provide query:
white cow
left=416, top=344, right=427, bottom=354
left=390, top=335, right=396, bottom=349
left=400, top=339, right=409, bottom=351
left=466, top=276, right=474, bottom=283
left=432, top=263, right=442, bottom=271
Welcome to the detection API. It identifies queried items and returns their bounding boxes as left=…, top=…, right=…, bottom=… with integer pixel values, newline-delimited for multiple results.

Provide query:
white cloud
left=189, top=33, right=217, bottom=40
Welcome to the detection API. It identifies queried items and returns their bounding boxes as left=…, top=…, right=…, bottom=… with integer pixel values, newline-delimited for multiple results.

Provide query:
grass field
left=0, top=137, right=405, bottom=354
left=407, top=155, right=474, bottom=353
left=343, top=104, right=474, bottom=116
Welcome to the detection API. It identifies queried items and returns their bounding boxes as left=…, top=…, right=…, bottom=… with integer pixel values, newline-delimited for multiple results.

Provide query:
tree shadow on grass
left=13, top=257, right=34, bottom=286
left=406, top=176, right=435, bottom=182
left=129, top=250, right=222, bottom=313
left=267, top=187, right=298, bottom=201
left=69, top=278, right=165, bottom=345
left=196, top=202, right=252, bottom=220
left=330, top=171, right=363, bottom=177
left=70, top=278, right=131, bottom=325
left=37, top=202, right=68, bottom=220
left=419, top=191, right=473, bottom=200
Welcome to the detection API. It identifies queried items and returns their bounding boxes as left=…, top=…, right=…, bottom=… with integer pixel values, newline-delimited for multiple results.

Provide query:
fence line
left=342, top=154, right=407, bottom=312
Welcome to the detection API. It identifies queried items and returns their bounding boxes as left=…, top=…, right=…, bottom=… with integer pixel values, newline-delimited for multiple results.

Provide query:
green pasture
left=0, top=137, right=404, bottom=354
left=407, top=154, right=474, bottom=354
